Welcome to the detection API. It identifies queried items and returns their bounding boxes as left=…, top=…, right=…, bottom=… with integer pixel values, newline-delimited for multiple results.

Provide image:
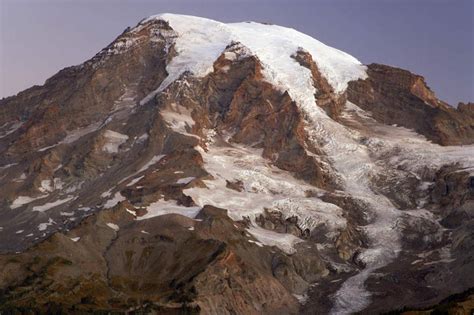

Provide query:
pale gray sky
left=1, top=0, right=473, bottom=105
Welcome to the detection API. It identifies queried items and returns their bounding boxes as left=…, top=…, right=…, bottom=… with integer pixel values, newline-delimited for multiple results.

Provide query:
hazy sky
left=0, top=0, right=473, bottom=105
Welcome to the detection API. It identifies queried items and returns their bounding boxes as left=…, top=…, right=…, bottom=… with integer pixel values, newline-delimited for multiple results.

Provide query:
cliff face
left=0, top=14, right=473, bottom=314
left=346, top=63, right=474, bottom=145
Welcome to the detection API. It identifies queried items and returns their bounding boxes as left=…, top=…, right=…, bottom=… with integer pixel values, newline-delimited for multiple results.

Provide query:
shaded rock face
left=1, top=21, right=172, bottom=156
left=347, top=63, right=474, bottom=145
left=0, top=15, right=473, bottom=315
left=0, top=206, right=300, bottom=314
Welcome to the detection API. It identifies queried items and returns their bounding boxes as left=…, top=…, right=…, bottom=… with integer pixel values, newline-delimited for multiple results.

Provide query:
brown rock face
left=211, top=50, right=335, bottom=188
left=293, top=49, right=346, bottom=120
left=1, top=21, right=171, bottom=156
left=0, top=205, right=306, bottom=314
left=347, top=63, right=474, bottom=145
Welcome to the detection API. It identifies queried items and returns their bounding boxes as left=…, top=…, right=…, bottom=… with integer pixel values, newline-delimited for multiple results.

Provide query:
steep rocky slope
left=0, top=14, right=473, bottom=314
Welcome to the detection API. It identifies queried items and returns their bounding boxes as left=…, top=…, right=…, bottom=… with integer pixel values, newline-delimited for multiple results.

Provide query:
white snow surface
left=137, top=199, right=201, bottom=220
left=117, top=154, right=165, bottom=187
left=103, top=192, right=126, bottom=208
left=161, top=103, right=196, bottom=135
left=102, top=130, right=129, bottom=153
left=0, top=121, right=23, bottom=139
left=176, top=177, right=195, bottom=185
left=106, top=223, right=120, bottom=231
left=139, top=13, right=366, bottom=102
left=38, top=218, right=55, bottom=231
left=248, top=225, right=303, bottom=255
left=32, top=196, right=76, bottom=212
left=185, top=144, right=347, bottom=253
left=320, top=104, right=473, bottom=314
left=10, top=195, right=48, bottom=209
left=137, top=154, right=166, bottom=174
left=126, top=175, right=145, bottom=187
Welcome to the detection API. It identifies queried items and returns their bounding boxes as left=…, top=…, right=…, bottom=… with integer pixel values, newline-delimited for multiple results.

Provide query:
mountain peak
left=0, top=12, right=473, bottom=315
left=134, top=14, right=366, bottom=100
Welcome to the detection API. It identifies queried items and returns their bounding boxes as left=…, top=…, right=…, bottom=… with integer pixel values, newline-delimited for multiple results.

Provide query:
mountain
left=0, top=14, right=473, bottom=314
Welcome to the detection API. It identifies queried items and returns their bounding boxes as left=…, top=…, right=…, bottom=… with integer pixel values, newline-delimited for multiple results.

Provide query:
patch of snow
left=137, top=154, right=166, bottom=173
left=126, top=175, right=144, bottom=187
left=38, top=144, right=58, bottom=152
left=293, top=293, right=309, bottom=304
left=112, top=88, right=136, bottom=113
left=38, top=218, right=55, bottom=231
left=137, top=133, right=149, bottom=143
left=136, top=199, right=201, bottom=220
left=11, top=195, right=48, bottom=209
left=188, top=226, right=195, bottom=231
left=63, top=122, right=102, bottom=144
left=39, top=179, right=53, bottom=193
left=13, top=173, right=27, bottom=182
left=161, top=103, right=196, bottom=136
left=64, top=181, right=82, bottom=194
left=70, top=237, right=80, bottom=242
left=32, top=196, right=76, bottom=212
left=106, top=222, right=120, bottom=231
left=53, top=164, right=63, bottom=171
left=204, top=128, right=217, bottom=146
left=39, top=178, right=64, bottom=193
left=102, top=130, right=129, bottom=153
left=0, top=121, right=23, bottom=139
left=60, top=211, right=75, bottom=217
left=37, top=122, right=103, bottom=152
left=101, top=189, right=113, bottom=198
left=103, top=192, right=126, bottom=208
left=176, top=177, right=195, bottom=185
left=220, top=65, right=230, bottom=73
left=248, top=225, right=302, bottom=254
left=223, top=51, right=237, bottom=60
left=247, top=239, right=264, bottom=247
left=117, top=154, right=166, bottom=186
left=15, top=230, right=24, bottom=234
left=0, top=163, right=18, bottom=170
left=125, top=208, right=136, bottom=216
left=141, top=230, right=150, bottom=234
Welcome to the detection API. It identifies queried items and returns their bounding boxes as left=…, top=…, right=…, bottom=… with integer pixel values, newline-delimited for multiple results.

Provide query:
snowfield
left=139, top=13, right=367, bottom=105
left=185, top=144, right=348, bottom=253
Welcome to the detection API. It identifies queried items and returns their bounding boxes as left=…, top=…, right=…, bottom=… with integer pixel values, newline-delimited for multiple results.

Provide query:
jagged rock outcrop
left=347, top=63, right=474, bottom=145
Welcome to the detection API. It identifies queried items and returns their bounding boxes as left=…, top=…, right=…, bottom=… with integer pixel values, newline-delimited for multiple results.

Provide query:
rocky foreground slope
left=0, top=14, right=473, bottom=314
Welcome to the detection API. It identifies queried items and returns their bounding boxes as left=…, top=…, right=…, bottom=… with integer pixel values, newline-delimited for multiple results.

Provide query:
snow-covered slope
left=139, top=13, right=366, bottom=104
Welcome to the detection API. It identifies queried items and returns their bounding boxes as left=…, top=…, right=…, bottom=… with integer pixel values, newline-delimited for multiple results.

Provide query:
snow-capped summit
left=139, top=13, right=366, bottom=95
